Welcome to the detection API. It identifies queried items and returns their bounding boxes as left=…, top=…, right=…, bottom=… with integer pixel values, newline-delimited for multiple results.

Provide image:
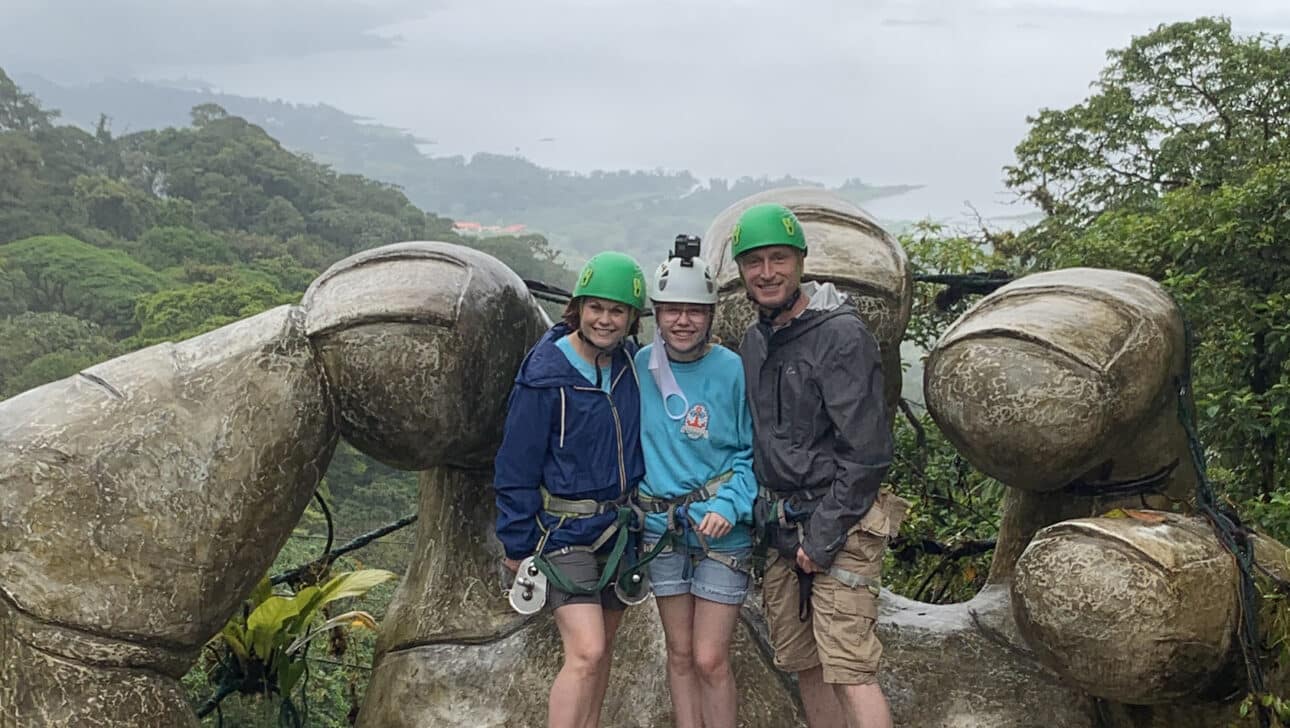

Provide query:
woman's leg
left=585, top=604, right=626, bottom=728
left=691, top=596, right=741, bottom=728
left=550, top=603, right=609, bottom=728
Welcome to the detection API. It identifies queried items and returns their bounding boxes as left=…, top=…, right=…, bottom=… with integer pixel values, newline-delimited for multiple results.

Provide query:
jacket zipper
left=775, top=363, right=783, bottom=427
left=574, top=370, right=629, bottom=498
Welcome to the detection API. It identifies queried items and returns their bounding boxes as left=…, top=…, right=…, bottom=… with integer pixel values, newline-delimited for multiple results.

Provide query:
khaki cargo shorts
left=762, top=490, right=907, bottom=685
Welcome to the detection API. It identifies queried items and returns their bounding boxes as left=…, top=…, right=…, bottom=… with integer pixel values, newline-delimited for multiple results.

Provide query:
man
left=732, top=202, right=900, bottom=728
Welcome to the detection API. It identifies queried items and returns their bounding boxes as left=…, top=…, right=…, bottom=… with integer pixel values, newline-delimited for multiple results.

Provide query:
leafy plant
left=203, top=569, right=395, bottom=725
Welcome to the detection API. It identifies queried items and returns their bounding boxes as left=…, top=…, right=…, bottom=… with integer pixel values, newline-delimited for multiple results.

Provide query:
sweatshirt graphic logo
left=681, top=403, right=710, bottom=440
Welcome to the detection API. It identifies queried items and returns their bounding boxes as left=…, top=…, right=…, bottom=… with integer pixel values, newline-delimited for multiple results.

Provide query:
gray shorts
left=545, top=549, right=627, bottom=612
left=645, top=542, right=751, bottom=606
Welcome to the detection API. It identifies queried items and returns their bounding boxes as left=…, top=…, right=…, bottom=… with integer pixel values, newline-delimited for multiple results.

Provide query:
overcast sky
left=4, top=0, right=1288, bottom=221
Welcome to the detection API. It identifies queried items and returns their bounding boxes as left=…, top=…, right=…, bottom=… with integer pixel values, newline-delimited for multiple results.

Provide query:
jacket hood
left=767, top=281, right=856, bottom=345
left=515, top=322, right=634, bottom=388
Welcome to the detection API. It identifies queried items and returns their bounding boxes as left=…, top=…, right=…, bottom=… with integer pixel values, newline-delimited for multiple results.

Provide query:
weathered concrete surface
left=360, top=594, right=806, bottom=728
left=925, top=268, right=1189, bottom=495
left=702, top=187, right=913, bottom=416
left=0, top=600, right=198, bottom=728
left=924, top=269, right=1196, bottom=581
left=1014, top=513, right=1290, bottom=705
left=0, top=305, right=334, bottom=727
left=303, top=241, right=549, bottom=471
left=375, top=467, right=525, bottom=654
left=877, top=586, right=1097, bottom=727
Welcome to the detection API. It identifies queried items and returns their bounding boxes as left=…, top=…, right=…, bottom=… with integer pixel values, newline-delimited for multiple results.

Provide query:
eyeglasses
left=656, top=305, right=712, bottom=322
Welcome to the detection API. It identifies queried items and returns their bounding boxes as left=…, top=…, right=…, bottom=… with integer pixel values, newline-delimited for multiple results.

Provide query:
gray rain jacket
left=740, top=282, right=893, bottom=569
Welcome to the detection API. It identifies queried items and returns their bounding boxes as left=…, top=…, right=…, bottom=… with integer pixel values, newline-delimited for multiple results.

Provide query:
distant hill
left=15, top=73, right=922, bottom=262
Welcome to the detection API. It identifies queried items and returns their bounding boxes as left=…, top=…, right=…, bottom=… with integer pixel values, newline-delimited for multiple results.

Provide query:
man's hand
left=795, top=547, right=821, bottom=574
left=696, top=512, right=733, bottom=539
left=502, top=557, right=521, bottom=574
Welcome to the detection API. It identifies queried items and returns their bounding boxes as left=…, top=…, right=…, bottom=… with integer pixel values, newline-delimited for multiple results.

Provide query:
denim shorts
left=644, top=542, right=752, bottom=606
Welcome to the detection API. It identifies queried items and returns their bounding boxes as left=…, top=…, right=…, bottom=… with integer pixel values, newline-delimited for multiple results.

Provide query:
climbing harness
left=751, top=485, right=897, bottom=621
left=612, top=470, right=756, bottom=597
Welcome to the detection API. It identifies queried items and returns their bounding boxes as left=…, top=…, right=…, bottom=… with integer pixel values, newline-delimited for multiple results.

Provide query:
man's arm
left=800, top=316, right=893, bottom=569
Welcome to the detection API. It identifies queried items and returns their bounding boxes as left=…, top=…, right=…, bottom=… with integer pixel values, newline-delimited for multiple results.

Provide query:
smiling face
left=735, top=245, right=805, bottom=309
left=654, top=302, right=713, bottom=357
left=576, top=296, right=633, bottom=349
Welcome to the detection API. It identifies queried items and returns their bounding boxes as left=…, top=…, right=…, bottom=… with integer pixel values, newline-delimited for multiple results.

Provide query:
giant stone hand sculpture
left=1, top=193, right=1285, bottom=728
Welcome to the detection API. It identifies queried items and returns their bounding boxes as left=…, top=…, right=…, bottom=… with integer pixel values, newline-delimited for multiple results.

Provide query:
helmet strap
left=574, top=328, right=620, bottom=389
left=752, top=286, right=802, bottom=326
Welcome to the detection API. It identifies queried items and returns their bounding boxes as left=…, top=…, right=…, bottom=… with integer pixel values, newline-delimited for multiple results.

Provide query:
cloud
left=0, top=0, right=436, bottom=78
left=881, top=17, right=951, bottom=28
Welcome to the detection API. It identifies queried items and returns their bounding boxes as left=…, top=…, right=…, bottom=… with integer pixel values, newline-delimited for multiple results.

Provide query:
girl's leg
left=655, top=593, right=702, bottom=728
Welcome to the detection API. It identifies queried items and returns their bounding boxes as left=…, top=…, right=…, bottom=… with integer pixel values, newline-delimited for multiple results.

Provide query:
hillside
left=15, top=73, right=922, bottom=261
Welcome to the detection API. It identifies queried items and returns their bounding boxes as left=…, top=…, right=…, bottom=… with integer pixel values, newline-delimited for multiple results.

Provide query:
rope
left=1177, top=317, right=1271, bottom=728
left=913, top=270, right=1014, bottom=310
left=271, top=514, right=418, bottom=586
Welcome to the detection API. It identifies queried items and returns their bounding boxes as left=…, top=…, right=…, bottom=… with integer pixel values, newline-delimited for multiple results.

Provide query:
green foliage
left=884, top=410, right=1001, bottom=603
left=206, top=569, right=394, bottom=724
left=0, top=311, right=117, bottom=398
left=0, top=234, right=170, bottom=335
left=884, top=224, right=1008, bottom=603
left=0, top=68, right=55, bottom=132
left=1005, top=17, right=1290, bottom=261
left=898, top=221, right=1011, bottom=352
left=129, top=276, right=298, bottom=347
left=130, top=226, right=236, bottom=270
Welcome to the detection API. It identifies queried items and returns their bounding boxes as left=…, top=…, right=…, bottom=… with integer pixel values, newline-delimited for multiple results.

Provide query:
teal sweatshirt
left=635, top=343, right=757, bottom=551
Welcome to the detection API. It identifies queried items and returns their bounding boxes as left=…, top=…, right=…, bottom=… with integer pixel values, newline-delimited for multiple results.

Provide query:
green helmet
left=730, top=203, right=808, bottom=259
left=571, top=251, right=647, bottom=310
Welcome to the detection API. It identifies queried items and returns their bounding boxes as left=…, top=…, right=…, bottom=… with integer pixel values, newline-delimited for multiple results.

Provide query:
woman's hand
left=696, top=512, right=732, bottom=539
left=502, top=557, right=521, bottom=573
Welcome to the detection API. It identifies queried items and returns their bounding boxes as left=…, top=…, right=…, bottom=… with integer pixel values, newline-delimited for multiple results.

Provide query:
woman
left=494, top=250, right=648, bottom=728
left=633, top=242, right=756, bottom=728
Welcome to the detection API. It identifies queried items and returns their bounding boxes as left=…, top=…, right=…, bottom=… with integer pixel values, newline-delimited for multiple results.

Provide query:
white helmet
left=650, top=255, right=718, bottom=305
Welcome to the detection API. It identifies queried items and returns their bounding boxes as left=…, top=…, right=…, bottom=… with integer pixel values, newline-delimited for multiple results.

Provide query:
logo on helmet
left=579, top=268, right=594, bottom=287
left=781, top=215, right=796, bottom=237
left=633, top=278, right=643, bottom=298
left=731, top=225, right=741, bottom=247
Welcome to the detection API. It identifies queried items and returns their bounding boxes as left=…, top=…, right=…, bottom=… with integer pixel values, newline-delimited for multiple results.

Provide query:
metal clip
left=508, top=556, right=548, bottom=615
left=614, top=570, right=651, bottom=606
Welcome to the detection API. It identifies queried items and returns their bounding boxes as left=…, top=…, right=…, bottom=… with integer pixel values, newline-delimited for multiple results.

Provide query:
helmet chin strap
left=575, top=327, right=623, bottom=389
left=752, top=285, right=802, bottom=326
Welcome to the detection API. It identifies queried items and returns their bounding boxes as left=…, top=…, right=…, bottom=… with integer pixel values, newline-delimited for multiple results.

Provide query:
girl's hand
left=696, top=512, right=732, bottom=539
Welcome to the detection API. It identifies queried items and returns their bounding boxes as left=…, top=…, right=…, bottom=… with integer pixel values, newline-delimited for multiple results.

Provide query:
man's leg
left=763, top=553, right=843, bottom=728
left=796, top=664, right=848, bottom=728
left=811, top=522, right=890, bottom=728
left=834, top=682, right=892, bottom=728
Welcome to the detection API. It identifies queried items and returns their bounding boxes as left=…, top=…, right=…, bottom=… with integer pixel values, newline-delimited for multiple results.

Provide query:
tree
left=132, top=226, right=236, bottom=270
left=129, top=276, right=297, bottom=347
left=0, top=235, right=170, bottom=335
left=1005, top=17, right=1290, bottom=261
left=0, top=311, right=117, bottom=398
left=1045, top=163, right=1290, bottom=510
left=0, top=68, right=55, bottom=132
left=73, top=174, right=156, bottom=240
left=1003, top=17, right=1290, bottom=509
